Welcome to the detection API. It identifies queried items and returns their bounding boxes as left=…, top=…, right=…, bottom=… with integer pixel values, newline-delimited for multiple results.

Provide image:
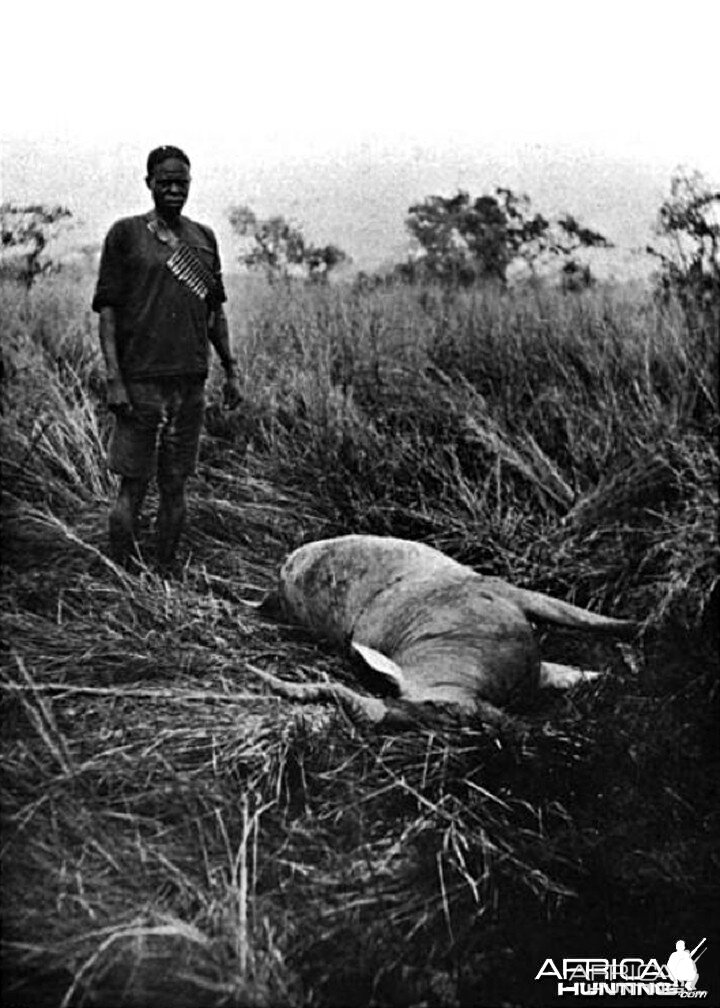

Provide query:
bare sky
left=3, top=0, right=718, bottom=269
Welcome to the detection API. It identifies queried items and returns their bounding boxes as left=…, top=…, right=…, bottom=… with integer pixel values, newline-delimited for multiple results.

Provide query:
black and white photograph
left=1, top=1, right=718, bottom=1005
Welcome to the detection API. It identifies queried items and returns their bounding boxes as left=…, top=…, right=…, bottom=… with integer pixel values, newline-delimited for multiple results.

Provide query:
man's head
left=146, top=146, right=191, bottom=221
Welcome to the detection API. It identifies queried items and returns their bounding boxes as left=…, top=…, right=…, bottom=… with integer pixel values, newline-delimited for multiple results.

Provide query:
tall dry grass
left=224, top=278, right=717, bottom=621
left=1, top=272, right=718, bottom=1007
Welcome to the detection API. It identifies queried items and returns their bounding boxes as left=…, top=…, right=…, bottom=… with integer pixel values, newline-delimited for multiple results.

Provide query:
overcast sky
left=2, top=0, right=719, bottom=269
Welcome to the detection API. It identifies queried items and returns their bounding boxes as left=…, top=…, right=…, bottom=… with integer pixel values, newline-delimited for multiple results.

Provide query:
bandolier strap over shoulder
left=147, top=215, right=220, bottom=306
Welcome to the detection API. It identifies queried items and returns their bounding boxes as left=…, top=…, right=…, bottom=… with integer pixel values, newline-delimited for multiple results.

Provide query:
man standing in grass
left=93, top=145, right=241, bottom=570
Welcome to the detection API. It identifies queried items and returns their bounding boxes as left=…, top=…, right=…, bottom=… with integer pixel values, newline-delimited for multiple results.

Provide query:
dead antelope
left=250, top=535, right=633, bottom=729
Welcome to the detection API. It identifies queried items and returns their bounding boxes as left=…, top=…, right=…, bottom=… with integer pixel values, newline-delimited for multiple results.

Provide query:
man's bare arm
left=98, top=307, right=132, bottom=413
left=208, top=307, right=242, bottom=408
left=207, top=307, right=234, bottom=371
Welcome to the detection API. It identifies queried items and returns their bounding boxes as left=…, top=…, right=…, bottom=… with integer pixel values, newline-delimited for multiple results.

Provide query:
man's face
left=146, top=158, right=191, bottom=219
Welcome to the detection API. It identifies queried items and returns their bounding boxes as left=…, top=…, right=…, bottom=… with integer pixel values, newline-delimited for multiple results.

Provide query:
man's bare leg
left=156, top=474, right=187, bottom=569
left=109, top=477, right=149, bottom=564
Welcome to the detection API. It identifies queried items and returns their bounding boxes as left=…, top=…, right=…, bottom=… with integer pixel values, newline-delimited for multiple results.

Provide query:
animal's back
left=278, top=535, right=463, bottom=645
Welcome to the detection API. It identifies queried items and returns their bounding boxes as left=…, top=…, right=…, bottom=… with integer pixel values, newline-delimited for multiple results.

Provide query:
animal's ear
left=351, top=642, right=406, bottom=693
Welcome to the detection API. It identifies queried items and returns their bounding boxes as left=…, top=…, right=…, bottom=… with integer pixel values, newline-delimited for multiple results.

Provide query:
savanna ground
left=1, top=271, right=718, bottom=1007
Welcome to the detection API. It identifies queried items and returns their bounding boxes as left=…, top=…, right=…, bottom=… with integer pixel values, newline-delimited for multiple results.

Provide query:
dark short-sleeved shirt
left=92, top=213, right=227, bottom=381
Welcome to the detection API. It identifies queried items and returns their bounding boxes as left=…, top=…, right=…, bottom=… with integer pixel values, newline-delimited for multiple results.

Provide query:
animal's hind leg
left=540, top=662, right=604, bottom=689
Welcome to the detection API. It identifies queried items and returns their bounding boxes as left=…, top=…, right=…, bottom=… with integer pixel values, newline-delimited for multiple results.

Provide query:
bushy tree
left=228, top=205, right=347, bottom=283
left=560, top=258, right=595, bottom=293
left=304, top=243, right=348, bottom=283
left=403, top=188, right=610, bottom=287
left=0, top=203, right=72, bottom=289
left=646, top=169, right=720, bottom=325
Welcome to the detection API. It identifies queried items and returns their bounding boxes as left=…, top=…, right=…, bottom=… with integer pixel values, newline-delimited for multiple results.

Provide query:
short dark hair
left=146, top=146, right=191, bottom=176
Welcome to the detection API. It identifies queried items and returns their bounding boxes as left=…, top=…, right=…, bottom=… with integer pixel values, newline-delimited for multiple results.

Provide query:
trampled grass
left=1, top=273, right=718, bottom=1006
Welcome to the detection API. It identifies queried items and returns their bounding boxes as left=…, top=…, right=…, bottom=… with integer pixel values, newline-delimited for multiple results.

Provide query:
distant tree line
left=1, top=203, right=72, bottom=289
left=2, top=170, right=717, bottom=327
left=354, top=170, right=718, bottom=322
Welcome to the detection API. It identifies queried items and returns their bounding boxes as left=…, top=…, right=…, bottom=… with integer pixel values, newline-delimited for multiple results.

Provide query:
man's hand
left=222, top=373, right=243, bottom=410
left=107, top=376, right=132, bottom=415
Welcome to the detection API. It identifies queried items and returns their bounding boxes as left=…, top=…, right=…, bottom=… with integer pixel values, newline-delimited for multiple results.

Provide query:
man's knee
left=158, top=474, right=187, bottom=504
left=108, top=402, right=159, bottom=480
left=112, top=477, right=148, bottom=518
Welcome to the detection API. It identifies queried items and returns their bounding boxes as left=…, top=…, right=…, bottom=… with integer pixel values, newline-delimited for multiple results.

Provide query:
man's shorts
left=108, top=377, right=205, bottom=481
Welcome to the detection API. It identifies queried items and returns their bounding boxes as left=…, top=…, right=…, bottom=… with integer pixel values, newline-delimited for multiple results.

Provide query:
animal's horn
left=246, top=664, right=387, bottom=726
